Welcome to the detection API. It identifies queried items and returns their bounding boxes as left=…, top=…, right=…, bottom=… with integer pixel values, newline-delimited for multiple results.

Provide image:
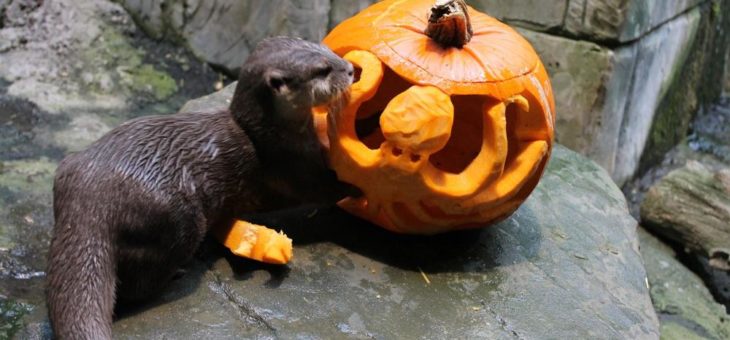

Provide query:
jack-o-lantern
left=313, top=0, right=555, bottom=234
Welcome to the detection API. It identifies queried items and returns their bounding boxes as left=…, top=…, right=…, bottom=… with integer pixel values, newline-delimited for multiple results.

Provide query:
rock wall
left=487, top=0, right=728, bottom=185
left=114, top=0, right=730, bottom=185
left=475, top=0, right=704, bottom=43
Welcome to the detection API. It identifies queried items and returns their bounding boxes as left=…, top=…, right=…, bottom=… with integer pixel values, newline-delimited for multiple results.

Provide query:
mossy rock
left=639, top=228, right=730, bottom=340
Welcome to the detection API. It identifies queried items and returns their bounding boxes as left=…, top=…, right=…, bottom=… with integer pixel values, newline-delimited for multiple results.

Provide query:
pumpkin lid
left=324, top=0, right=539, bottom=94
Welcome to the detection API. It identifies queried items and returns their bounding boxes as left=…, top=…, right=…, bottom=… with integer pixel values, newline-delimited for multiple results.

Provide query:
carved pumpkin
left=314, top=0, right=556, bottom=234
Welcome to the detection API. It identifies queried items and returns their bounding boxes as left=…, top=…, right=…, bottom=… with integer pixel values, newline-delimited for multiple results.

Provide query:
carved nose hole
left=352, top=66, right=362, bottom=83
left=392, top=147, right=403, bottom=157
left=410, top=154, right=422, bottom=163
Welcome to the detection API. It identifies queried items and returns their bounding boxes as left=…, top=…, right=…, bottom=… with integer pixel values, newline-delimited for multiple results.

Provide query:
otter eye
left=314, top=65, right=332, bottom=78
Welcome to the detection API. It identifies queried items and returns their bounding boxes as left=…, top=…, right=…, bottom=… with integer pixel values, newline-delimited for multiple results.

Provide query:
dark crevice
left=662, top=234, right=730, bottom=311
left=209, top=273, right=277, bottom=334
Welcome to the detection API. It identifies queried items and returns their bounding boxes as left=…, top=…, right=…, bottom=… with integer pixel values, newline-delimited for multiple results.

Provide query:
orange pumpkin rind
left=320, top=0, right=555, bottom=234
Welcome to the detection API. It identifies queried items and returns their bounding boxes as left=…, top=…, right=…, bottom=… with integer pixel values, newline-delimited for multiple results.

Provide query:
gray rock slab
left=107, top=145, right=660, bottom=339
left=613, top=8, right=701, bottom=185
left=179, top=82, right=236, bottom=114
left=9, top=139, right=660, bottom=338
left=564, top=0, right=702, bottom=43
left=471, top=0, right=702, bottom=43
left=472, top=0, right=568, bottom=31
left=639, top=228, right=730, bottom=340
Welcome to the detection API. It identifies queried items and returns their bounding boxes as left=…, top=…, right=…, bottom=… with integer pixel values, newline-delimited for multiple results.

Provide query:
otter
left=46, top=37, right=355, bottom=339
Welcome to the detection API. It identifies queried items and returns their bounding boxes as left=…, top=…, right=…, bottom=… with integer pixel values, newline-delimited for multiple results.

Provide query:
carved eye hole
left=314, top=65, right=332, bottom=78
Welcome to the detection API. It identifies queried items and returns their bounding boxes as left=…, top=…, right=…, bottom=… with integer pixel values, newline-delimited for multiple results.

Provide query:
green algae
left=0, top=159, right=56, bottom=195
left=0, top=299, right=33, bottom=340
left=79, top=25, right=178, bottom=101
left=0, top=158, right=56, bottom=249
left=123, top=64, right=178, bottom=101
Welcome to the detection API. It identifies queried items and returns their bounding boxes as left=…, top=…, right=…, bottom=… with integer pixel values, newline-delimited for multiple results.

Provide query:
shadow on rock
left=236, top=203, right=542, bottom=276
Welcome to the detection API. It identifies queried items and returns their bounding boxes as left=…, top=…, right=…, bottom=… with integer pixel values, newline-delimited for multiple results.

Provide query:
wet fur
left=46, top=37, right=354, bottom=339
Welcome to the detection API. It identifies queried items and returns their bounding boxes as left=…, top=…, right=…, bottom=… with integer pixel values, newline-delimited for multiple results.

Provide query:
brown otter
left=46, top=37, right=355, bottom=339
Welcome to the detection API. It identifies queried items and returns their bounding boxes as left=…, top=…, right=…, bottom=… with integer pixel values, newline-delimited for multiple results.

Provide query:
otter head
left=233, top=37, right=354, bottom=127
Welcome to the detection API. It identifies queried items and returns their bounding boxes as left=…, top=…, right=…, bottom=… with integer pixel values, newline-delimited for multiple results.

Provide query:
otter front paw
left=216, top=220, right=293, bottom=265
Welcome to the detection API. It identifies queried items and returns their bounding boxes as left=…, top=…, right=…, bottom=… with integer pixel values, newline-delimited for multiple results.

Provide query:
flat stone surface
left=6, top=137, right=661, bottom=338
left=114, top=146, right=659, bottom=339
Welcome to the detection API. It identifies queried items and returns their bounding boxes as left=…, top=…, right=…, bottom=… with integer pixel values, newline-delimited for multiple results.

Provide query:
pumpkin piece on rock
left=316, top=0, right=556, bottom=234
left=214, top=220, right=293, bottom=265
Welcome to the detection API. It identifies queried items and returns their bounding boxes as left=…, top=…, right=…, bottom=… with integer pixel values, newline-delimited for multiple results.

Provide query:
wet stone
left=0, top=95, right=66, bottom=161
left=689, top=99, right=730, bottom=163
left=0, top=0, right=219, bottom=337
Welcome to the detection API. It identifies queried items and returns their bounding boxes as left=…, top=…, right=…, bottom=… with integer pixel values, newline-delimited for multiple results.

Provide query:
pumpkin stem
left=425, top=0, right=473, bottom=48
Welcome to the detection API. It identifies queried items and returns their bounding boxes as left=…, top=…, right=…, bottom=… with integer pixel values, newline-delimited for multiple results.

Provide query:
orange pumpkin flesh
left=213, top=220, right=293, bottom=265
left=318, top=0, right=555, bottom=234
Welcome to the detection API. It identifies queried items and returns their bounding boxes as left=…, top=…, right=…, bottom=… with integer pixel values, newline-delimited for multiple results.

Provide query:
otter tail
left=47, top=207, right=116, bottom=340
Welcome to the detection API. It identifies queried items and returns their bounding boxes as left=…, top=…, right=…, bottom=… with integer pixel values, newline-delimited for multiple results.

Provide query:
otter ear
left=265, top=69, right=290, bottom=96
